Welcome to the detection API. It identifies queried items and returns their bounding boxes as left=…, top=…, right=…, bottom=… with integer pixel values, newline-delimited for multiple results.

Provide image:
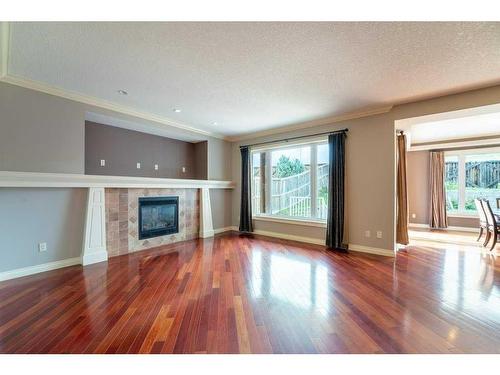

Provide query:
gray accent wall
left=85, top=121, right=198, bottom=179
left=0, top=81, right=234, bottom=274
left=0, top=188, right=87, bottom=272
left=0, top=82, right=85, bottom=173
left=194, top=141, right=208, bottom=180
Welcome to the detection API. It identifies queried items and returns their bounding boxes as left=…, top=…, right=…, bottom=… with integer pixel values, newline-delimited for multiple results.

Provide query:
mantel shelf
left=0, top=171, right=235, bottom=189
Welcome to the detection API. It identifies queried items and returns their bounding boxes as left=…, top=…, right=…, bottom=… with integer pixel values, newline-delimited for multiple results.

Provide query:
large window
left=251, top=139, right=329, bottom=221
left=445, top=148, right=500, bottom=215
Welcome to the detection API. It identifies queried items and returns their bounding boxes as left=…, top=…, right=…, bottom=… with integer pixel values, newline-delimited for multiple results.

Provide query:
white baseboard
left=0, top=257, right=81, bottom=282
left=199, top=229, right=215, bottom=238
left=252, top=229, right=326, bottom=245
left=81, top=250, right=108, bottom=266
left=348, top=243, right=395, bottom=257
left=213, top=226, right=237, bottom=234
left=409, top=223, right=478, bottom=233
left=233, top=228, right=395, bottom=257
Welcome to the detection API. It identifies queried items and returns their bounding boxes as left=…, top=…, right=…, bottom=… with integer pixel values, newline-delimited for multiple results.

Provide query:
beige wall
left=407, top=150, right=430, bottom=225
left=231, top=84, right=500, bottom=251
left=407, top=150, right=479, bottom=229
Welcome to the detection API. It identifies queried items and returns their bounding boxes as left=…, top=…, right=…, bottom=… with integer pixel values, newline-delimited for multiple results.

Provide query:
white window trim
left=445, top=146, right=500, bottom=216
left=251, top=138, right=328, bottom=223
left=253, top=215, right=327, bottom=228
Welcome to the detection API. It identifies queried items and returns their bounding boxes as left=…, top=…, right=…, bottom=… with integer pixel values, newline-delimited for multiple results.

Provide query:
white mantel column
left=81, top=187, right=108, bottom=265
left=199, top=187, right=214, bottom=238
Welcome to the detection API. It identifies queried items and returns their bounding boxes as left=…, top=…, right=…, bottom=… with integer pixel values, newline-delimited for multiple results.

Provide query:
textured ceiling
left=7, top=22, right=500, bottom=138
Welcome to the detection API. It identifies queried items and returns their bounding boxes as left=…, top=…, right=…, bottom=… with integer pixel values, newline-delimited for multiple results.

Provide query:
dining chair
left=474, top=198, right=488, bottom=244
left=480, top=199, right=500, bottom=251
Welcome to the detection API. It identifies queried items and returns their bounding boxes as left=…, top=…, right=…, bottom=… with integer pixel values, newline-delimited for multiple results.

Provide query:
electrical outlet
left=38, top=242, right=47, bottom=252
left=364, top=230, right=371, bottom=238
left=376, top=231, right=383, bottom=239
left=182, top=166, right=186, bottom=173
left=154, top=164, right=159, bottom=171
left=411, top=213, right=416, bottom=219
left=100, top=159, right=105, bottom=167
left=136, top=162, right=141, bottom=169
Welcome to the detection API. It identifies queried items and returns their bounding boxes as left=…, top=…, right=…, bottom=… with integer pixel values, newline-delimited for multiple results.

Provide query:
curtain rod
left=239, top=128, right=348, bottom=149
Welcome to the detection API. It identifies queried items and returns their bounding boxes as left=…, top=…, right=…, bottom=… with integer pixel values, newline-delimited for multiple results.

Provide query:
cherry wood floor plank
left=1, top=232, right=500, bottom=353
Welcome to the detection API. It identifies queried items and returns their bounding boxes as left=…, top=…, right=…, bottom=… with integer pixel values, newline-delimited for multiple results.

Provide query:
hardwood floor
left=1, top=232, right=499, bottom=354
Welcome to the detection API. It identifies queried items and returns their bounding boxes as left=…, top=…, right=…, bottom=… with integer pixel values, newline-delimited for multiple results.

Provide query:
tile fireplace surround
left=0, top=171, right=234, bottom=280
left=106, top=188, right=199, bottom=257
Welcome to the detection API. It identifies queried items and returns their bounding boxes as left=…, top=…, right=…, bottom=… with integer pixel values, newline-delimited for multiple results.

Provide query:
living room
left=1, top=2, right=500, bottom=373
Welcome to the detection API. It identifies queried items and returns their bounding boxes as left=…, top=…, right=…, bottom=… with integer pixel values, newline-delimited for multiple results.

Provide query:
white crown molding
left=0, top=22, right=10, bottom=78
left=226, top=105, right=393, bottom=143
left=0, top=73, right=227, bottom=140
left=0, top=70, right=393, bottom=144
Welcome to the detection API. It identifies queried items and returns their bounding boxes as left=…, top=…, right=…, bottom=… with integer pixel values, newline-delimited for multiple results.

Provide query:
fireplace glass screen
left=138, top=196, right=179, bottom=239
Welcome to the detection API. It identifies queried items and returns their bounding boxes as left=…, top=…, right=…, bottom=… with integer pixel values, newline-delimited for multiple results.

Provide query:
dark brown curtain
left=396, top=132, right=409, bottom=245
left=326, top=132, right=347, bottom=251
left=239, top=146, right=253, bottom=232
left=429, top=151, right=448, bottom=229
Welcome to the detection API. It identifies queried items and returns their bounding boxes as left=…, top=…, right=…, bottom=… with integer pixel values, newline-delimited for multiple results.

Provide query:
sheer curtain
left=429, top=151, right=448, bottom=229
left=396, top=132, right=409, bottom=245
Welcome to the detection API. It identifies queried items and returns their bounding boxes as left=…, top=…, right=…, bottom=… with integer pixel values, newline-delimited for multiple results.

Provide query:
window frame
left=444, top=146, right=500, bottom=217
left=250, top=137, right=329, bottom=223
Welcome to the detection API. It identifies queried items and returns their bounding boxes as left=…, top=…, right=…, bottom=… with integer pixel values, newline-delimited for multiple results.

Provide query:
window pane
left=465, top=153, right=500, bottom=214
left=317, top=143, right=329, bottom=220
left=271, top=146, right=311, bottom=218
left=251, top=152, right=262, bottom=215
left=445, top=155, right=459, bottom=212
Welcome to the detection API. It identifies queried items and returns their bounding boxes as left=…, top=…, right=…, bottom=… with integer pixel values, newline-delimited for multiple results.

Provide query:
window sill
left=447, top=213, right=478, bottom=219
left=252, top=215, right=327, bottom=228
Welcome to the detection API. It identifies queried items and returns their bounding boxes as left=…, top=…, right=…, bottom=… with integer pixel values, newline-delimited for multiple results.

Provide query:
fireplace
left=138, top=196, right=179, bottom=240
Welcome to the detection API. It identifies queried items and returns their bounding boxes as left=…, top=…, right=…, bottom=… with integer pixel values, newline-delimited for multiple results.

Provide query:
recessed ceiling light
left=213, top=122, right=218, bottom=125
left=117, top=89, right=128, bottom=95
left=173, top=108, right=181, bottom=113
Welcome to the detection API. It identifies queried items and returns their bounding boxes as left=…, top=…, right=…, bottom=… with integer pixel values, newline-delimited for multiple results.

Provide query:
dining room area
left=398, top=103, right=500, bottom=254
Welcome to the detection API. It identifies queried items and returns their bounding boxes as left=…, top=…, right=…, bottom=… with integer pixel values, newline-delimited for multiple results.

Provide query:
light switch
left=100, top=159, right=105, bottom=167
left=136, top=162, right=141, bottom=169
left=411, top=213, right=416, bottom=219
left=364, top=230, right=371, bottom=238
left=182, top=167, right=186, bottom=173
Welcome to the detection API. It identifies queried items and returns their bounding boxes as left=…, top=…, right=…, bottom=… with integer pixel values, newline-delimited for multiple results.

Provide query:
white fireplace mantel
left=0, top=171, right=235, bottom=268
left=0, top=171, right=234, bottom=189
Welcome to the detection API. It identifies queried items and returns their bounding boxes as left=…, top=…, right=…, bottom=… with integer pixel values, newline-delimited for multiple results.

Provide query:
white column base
left=81, top=187, right=108, bottom=266
left=199, top=187, right=214, bottom=238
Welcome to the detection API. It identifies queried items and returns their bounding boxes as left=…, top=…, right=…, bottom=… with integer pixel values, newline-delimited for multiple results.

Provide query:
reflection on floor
left=1, top=232, right=499, bottom=353
left=409, top=227, right=499, bottom=254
